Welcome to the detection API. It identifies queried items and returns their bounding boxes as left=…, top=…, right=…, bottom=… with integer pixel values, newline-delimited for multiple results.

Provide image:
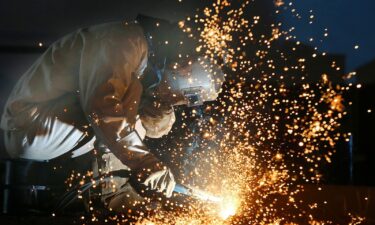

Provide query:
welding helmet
left=164, top=58, right=225, bottom=107
left=136, top=14, right=225, bottom=107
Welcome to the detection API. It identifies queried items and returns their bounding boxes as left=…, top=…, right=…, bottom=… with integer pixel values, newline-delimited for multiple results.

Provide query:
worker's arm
left=79, top=22, right=175, bottom=197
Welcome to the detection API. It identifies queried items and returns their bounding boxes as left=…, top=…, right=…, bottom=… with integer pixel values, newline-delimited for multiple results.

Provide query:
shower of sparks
left=134, top=0, right=361, bottom=224
left=59, top=0, right=365, bottom=224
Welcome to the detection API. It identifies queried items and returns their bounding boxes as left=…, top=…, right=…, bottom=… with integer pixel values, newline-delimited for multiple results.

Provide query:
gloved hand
left=143, top=167, right=176, bottom=198
left=132, top=161, right=176, bottom=198
left=102, top=127, right=176, bottom=198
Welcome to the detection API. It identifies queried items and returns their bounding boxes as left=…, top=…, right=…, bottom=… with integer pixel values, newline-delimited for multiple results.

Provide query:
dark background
left=0, top=0, right=375, bottom=186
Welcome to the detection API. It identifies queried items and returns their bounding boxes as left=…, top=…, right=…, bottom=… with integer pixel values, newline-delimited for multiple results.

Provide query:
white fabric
left=4, top=115, right=94, bottom=161
left=71, top=137, right=96, bottom=158
left=3, top=94, right=95, bottom=160
left=1, top=20, right=176, bottom=197
left=135, top=117, right=146, bottom=140
left=100, top=152, right=131, bottom=198
left=1, top=21, right=149, bottom=161
left=118, top=130, right=147, bottom=153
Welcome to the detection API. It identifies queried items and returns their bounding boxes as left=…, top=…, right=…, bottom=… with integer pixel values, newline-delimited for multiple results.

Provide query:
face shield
left=164, top=59, right=225, bottom=107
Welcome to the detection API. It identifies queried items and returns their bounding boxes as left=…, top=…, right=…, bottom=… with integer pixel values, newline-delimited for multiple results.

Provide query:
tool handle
left=173, top=184, right=192, bottom=195
left=108, top=170, right=191, bottom=195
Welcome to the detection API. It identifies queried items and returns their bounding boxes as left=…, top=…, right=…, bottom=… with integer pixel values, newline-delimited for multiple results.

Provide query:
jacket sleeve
left=78, top=22, right=163, bottom=171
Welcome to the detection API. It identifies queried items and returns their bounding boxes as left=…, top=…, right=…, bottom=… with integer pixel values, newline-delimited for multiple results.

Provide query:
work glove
left=143, top=167, right=176, bottom=198
left=131, top=159, right=176, bottom=198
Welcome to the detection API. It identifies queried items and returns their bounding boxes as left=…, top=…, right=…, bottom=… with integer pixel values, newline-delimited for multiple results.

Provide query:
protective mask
left=164, top=59, right=225, bottom=107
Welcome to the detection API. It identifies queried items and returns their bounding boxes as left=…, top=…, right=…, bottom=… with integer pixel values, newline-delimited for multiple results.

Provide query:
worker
left=0, top=15, right=224, bottom=210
